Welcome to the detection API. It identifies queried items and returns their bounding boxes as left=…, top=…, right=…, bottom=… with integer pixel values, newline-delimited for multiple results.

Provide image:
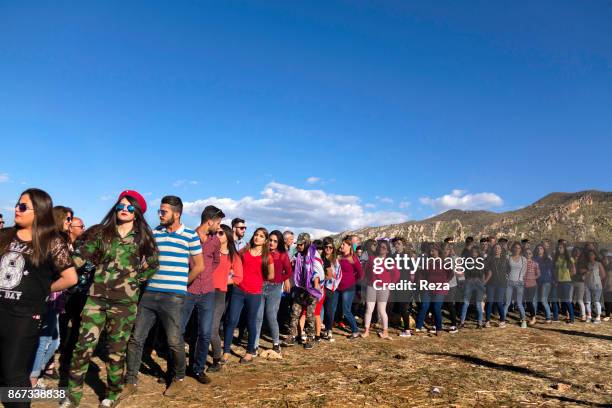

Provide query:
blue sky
left=1, top=1, right=610, bottom=234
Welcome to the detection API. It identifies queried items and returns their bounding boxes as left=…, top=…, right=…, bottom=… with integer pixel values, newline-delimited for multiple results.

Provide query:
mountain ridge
left=338, top=190, right=612, bottom=243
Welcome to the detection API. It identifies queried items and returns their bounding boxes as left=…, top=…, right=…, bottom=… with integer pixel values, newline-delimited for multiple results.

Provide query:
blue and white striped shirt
left=147, top=224, right=202, bottom=294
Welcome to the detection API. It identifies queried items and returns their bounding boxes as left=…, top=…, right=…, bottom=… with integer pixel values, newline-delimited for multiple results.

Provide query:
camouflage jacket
left=72, top=227, right=159, bottom=304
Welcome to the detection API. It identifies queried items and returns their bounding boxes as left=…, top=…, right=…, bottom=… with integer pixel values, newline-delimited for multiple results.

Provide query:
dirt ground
left=35, top=317, right=611, bottom=408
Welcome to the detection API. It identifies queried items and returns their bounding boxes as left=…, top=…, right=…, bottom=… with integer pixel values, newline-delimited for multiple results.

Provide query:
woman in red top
left=209, top=225, right=243, bottom=372
left=363, top=240, right=399, bottom=339
left=254, top=230, right=292, bottom=354
left=336, top=236, right=364, bottom=339
left=223, top=228, right=273, bottom=364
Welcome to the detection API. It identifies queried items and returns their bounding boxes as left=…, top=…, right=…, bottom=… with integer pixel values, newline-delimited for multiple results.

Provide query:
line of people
left=0, top=188, right=610, bottom=408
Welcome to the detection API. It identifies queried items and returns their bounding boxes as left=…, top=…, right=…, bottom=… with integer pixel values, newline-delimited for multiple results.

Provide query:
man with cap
left=282, top=233, right=325, bottom=350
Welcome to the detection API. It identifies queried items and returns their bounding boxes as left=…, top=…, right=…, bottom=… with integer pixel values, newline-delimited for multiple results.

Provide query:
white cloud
left=0, top=173, right=9, bottom=183
left=419, top=189, right=503, bottom=212
left=100, top=195, right=113, bottom=201
left=173, top=180, right=198, bottom=187
left=306, top=177, right=320, bottom=184
left=364, top=203, right=376, bottom=209
left=399, top=201, right=411, bottom=209
left=376, top=196, right=394, bottom=204
left=182, top=182, right=409, bottom=234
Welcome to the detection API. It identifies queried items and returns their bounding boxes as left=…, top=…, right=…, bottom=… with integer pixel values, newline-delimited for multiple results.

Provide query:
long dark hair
left=220, top=224, right=238, bottom=262
left=269, top=230, right=287, bottom=253
left=554, top=242, right=571, bottom=266
left=247, top=227, right=270, bottom=276
left=0, top=188, right=62, bottom=267
left=94, top=195, right=157, bottom=260
left=322, top=236, right=337, bottom=263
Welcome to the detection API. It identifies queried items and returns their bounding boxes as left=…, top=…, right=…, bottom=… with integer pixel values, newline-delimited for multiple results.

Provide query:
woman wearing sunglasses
left=64, top=190, right=158, bottom=408
left=208, top=224, right=243, bottom=372
left=321, top=236, right=342, bottom=342
left=0, top=188, right=77, bottom=407
left=223, top=227, right=274, bottom=364
left=254, top=230, right=292, bottom=354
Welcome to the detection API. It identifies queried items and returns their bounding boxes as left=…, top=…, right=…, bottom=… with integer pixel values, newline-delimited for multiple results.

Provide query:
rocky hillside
left=341, top=190, right=612, bottom=244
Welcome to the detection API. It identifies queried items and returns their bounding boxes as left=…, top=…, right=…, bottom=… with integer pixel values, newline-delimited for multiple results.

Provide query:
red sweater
left=423, top=262, right=452, bottom=295
left=238, top=251, right=273, bottom=295
left=337, top=255, right=364, bottom=291
left=270, top=250, right=292, bottom=284
left=365, top=256, right=400, bottom=286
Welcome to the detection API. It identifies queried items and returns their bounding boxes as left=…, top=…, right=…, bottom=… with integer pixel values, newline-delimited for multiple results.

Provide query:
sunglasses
left=15, top=203, right=34, bottom=212
left=116, top=203, right=135, bottom=213
left=236, top=226, right=247, bottom=230
left=325, top=245, right=334, bottom=250
left=216, top=231, right=225, bottom=237
left=66, top=216, right=73, bottom=222
left=158, top=209, right=169, bottom=216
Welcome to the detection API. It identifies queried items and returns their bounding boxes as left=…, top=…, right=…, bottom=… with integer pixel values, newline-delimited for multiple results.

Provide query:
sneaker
left=314, top=336, right=321, bottom=343
left=59, top=398, right=75, bottom=408
left=281, top=336, right=296, bottom=347
left=347, top=333, right=360, bottom=340
left=530, top=317, right=536, bottom=325
left=303, top=341, right=314, bottom=350
left=413, top=328, right=425, bottom=334
left=545, top=319, right=552, bottom=324
left=99, top=399, right=118, bottom=408
left=484, top=321, right=491, bottom=328
left=476, top=323, right=483, bottom=329
left=196, top=371, right=211, bottom=384
left=117, top=383, right=137, bottom=402
left=272, top=344, right=282, bottom=354
left=327, top=332, right=335, bottom=342
left=163, top=379, right=186, bottom=397
left=320, top=331, right=330, bottom=340
left=399, top=330, right=411, bottom=337
left=208, top=361, right=222, bottom=373
left=448, top=326, right=458, bottom=334
left=520, top=320, right=527, bottom=329
left=593, top=318, right=602, bottom=324
left=428, top=328, right=437, bottom=334
left=459, top=322, right=466, bottom=329
left=498, top=321, right=507, bottom=328
left=300, top=335, right=307, bottom=344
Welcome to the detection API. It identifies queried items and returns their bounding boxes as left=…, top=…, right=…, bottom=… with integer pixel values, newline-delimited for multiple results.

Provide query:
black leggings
left=0, top=313, right=40, bottom=408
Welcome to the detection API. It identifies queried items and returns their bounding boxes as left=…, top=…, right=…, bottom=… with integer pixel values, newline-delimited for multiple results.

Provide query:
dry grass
left=35, top=319, right=611, bottom=408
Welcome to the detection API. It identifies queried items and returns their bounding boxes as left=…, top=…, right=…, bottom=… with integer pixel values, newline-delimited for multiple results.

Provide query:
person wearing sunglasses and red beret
left=63, top=190, right=158, bottom=408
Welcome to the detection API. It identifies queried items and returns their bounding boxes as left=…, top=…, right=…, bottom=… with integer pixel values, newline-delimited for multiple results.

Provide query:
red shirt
left=270, top=250, right=292, bottom=284
left=337, top=255, right=364, bottom=291
left=365, top=256, right=400, bottom=286
left=213, top=253, right=243, bottom=292
left=238, top=251, right=274, bottom=295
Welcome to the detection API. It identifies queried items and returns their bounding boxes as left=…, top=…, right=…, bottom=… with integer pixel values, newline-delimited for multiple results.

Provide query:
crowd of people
left=0, top=188, right=610, bottom=408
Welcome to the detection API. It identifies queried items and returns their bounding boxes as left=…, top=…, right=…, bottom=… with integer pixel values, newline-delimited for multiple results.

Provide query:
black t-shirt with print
left=0, top=229, right=73, bottom=317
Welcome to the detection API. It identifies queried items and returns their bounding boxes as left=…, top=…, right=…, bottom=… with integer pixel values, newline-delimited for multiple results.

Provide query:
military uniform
left=67, top=227, right=158, bottom=406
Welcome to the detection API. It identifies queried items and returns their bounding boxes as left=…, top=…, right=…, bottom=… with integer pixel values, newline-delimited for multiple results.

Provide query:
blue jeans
left=181, top=292, right=215, bottom=375
left=224, top=286, right=262, bottom=355
left=553, top=282, right=575, bottom=322
left=339, top=287, right=358, bottom=334
left=461, top=279, right=485, bottom=323
left=30, top=308, right=59, bottom=378
left=254, top=282, right=283, bottom=348
left=504, top=281, right=526, bottom=320
left=126, top=291, right=186, bottom=383
left=486, top=285, right=506, bottom=322
left=539, top=282, right=552, bottom=320
left=416, top=292, right=444, bottom=331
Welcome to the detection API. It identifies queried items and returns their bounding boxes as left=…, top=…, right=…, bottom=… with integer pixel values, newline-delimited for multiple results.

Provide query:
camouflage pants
left=68, top=296, right=137, bottom=405
left=288, top=288, right=318, bottom=339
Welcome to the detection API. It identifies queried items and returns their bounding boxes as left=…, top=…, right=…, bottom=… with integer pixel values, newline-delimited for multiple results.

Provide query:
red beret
left=118, top=190, right=147, bottom=214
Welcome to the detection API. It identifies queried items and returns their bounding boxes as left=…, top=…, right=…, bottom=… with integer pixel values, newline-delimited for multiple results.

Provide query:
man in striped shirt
left=123, top=196, right=204, bottom=399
